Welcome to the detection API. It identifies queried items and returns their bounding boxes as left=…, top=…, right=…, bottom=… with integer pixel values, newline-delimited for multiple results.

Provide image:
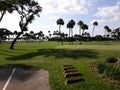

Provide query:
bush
left=104, top=66, right=120, bottom=80
left=96, top=63, right=107, bottom=74
left=106, top=57, right=118, bottom=63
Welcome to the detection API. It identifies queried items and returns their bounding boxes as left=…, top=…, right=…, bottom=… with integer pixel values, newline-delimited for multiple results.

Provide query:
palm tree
left=77, top=20, right=84, bottom=35
left=81, top=24, right=89, bottom=35
left=38, top=31, right=44, bottom=40
left=56, top=18, right=64, bottom=33
left=67, top=19, right=75, bottom=45
left=104, top=26, right=111, bottom=37
left=92, top=21, right=98, bottom=37
left=30, top=31, right=34, bottom=36
left=48, top=30, right=51, bottom=38
left=67, top=19, right=75, bottom=37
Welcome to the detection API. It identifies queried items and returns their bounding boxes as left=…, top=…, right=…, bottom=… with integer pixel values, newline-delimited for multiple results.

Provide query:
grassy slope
left=0, top=41, right=120, bottom=90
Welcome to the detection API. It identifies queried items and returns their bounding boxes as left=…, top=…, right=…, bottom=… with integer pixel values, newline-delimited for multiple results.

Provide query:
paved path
left=0, top=68, right=50, bottom=90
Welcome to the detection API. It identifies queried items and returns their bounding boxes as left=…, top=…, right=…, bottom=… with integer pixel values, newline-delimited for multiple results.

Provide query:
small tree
left=10, top=0, right=42, bottom=49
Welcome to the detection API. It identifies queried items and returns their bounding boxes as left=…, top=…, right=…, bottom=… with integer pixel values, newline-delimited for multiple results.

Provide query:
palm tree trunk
left=92, top=25, right=95, bottom=37
left=71, top=29, right=73, bottom=37
left=79, top=26, right=81, bottom=35
left=69, top=28, right=70, bottom=37
left=59, top=25, right=61, bottom=33
left=82, top=30, right=84, bottom=36
left=69, top=28, right=71, bottom=45
left=105, top=30, right=106, bottom=37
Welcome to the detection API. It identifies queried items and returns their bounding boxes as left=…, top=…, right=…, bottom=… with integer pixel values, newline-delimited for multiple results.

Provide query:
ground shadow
left=6, top=49, right=99, bottom=60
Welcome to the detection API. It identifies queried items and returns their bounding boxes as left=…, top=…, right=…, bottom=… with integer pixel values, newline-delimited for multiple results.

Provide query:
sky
left=0, top=0, right=120, bottom=36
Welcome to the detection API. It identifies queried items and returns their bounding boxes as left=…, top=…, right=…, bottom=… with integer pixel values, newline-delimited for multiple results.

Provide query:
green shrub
left=104, top=66, right=120, bottom=80
left=106, top=57, right=118, bottom=63
left=96, top=63, right=107, bottom=74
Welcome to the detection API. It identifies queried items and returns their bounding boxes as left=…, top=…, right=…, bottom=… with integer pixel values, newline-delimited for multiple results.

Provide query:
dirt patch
left=0, top=68, right=51, bottom=90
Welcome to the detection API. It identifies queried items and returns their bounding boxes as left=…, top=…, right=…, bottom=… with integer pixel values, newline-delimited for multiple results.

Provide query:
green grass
left=0, top=41, right=120, bottom=90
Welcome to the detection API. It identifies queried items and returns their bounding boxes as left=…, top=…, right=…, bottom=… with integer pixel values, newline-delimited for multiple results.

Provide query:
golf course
left=0, top=41, right=120, bottom=90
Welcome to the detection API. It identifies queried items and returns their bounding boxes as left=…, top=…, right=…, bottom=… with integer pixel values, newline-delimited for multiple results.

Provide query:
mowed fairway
left=56, top=44, right=120, bottom=50
left=0, top=41, right=120, bottom=90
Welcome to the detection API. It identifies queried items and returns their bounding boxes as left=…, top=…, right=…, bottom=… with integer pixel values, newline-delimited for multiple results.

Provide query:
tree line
left=51, top=18, right=120, bottom=43
left=0, top=28, right=46, bottom=42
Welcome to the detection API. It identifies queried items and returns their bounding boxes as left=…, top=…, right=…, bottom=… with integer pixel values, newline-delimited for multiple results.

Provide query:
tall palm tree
left=77, top=20, right=84, bottom=35
left=56, top=18, right=64, bottom=33
left=67, top=19, right=75, bottom=37
left=92, top=21, right=98, bottom=37
left=81, top=24, right=89, bottom=35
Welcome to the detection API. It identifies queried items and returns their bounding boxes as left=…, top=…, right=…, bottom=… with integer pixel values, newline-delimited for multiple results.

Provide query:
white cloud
left=94, top=2, right=120, bottom=29
left=0, top=12, right=20, bottom=31
left=48, top=16, right=61, bottom=20
left=38, top=0, right=89, bottom=14
left=95, top=5, right=120, bottom=17
left=117, top=1, right=120, bottom=5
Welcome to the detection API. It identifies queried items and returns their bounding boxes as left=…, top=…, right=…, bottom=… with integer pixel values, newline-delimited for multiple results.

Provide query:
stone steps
left=62, top=65, right=85, bottom=85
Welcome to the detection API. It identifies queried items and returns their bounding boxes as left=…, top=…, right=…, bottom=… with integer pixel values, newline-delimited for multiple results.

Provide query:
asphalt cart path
left=0, top=68, right=50, bottom=90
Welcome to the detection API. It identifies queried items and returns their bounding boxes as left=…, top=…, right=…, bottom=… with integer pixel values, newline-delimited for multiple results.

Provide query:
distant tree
left=49, top=33, right=52, bottom=38
left=77, top=20, right=84, bottom=44
left=29, top=31, right=35, bottom=41
left=83, top=32, right=90, bottom=37
left=48, top=30, right=51, bottom=38
left=67, top=19, right=75, bottom=37
left=56, top=18, right=64, bottom=33
left=37, top=31, right=44, bottom=41
left=5, top=29, right=12, bottom=41
left=77, top=20, right=84, bottom=35
left=48, top=30, right=50, bottom=33
left=92, top=21, right=98, bottom=37
left=104, top=26, right=111, bottom=37
left=0, top=28, right=11, bottom=43
left=10, top=0, right=42, bottom=49
left=81, top=24, right=89, bottom=35
left=67, top=19, right=75, bottom=45
left=94, top=35, right=103, bottom=41
left=22, top=33, right=31, bottom=41
left=111, top=27, right=120, bottom=41
left=30, top=31, right=34, bottom=35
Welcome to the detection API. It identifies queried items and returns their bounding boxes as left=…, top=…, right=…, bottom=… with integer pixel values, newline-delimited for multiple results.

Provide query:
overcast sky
left=0, top=0, right=120, bottom=36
